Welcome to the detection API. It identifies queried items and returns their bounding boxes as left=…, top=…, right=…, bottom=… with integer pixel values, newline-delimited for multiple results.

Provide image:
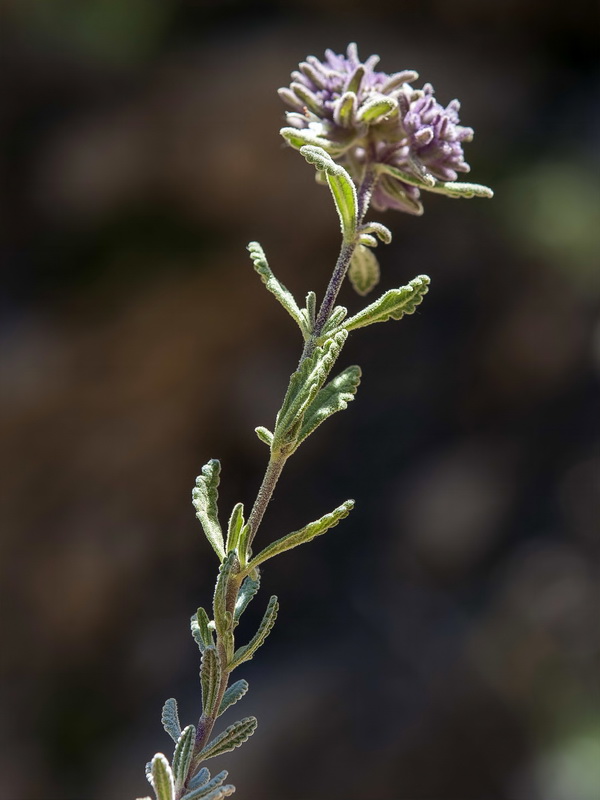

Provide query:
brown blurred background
left=1, top=2, right=599, bottom=799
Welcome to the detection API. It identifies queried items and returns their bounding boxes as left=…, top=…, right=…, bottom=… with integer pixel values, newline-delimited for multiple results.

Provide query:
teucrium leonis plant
left=138, top=43, right=492, bottom=800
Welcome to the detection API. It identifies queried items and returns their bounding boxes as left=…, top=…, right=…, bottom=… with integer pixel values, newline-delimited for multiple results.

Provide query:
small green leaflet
left=225, top=503, right=245, bottom=554
left=359, top=221, right=392, bottom=244
left=186, top=768, right=210, bottom=791
left=218, top=679, right=249, bottom=716
left=280, top=126, right=346, bottom=158
left=182, top=786, right=235, bottom=800
left=228, top=595, right=279, bottom=671
left=161, top=698, right=181, bottom=743
left=191, top=607, right=214, bottom=651
left=192, top=461, right=225, bottom=561
left=348, top=244, right=380, bottom=296
left=247, top=242, right=307, bottom=336
left=198, top=717, right=258, bottom=761
left=181, top=770, right=231, bottom=800
left=172, top=725, right=195, bottom=788
left=296, top=365, right=361, bottom=445
left=343, top=275, right=431, bottom=332
left=213, top=552, right=239, bottom=638
left=299, top=145, right=357, bottom=242
left=356, top=94, right=398, bottom=124
left=200, top=646, right=221, bottom=717
left=377, top=163, right=494, bottom=199
left=150, top=754, right=175, bottom=800
left=234, top=574, right=260, bottom=622
left=274, top=330, right=348, bottom=452
left=254, top=426, right=273, bottom=447
left=244, top=499, right=354, bottom=573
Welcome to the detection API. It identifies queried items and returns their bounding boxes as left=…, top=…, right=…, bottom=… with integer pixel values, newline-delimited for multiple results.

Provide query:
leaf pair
left=193, top=462, right=251, bottom=564
left=272, top=330, right=350, bottom=454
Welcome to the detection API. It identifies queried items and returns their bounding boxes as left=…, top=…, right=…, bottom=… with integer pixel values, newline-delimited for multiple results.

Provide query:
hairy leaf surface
left=247, top=242, right=306, bottom=335
left=218, top=680, right=249, bottom=716
left=343, top=275, right=430, bottom=332
left=191, top=607, right=214, bottom=651
left=297, top=365, right=361, bottom=444
left=229, top=596, right=279, bottom=671
left=150, top=754, right=175, bottom=800
left=299, top=145, right=357, bottom=241
left=246, top=500, right=354, bottom=572
left=198, top=717, right=258, bottom=761
left=378, top=163, right=494, bottom=199
left=181, top=770, right=229, bottom=799
left=172, top=725, right=195, bottom=787
left=348, top=245, right=380, bottom=296
left=200, top=647, right=221, bottom=717
left=161, top=699, right=181, bottom=743
left=213, top=552, right=239, bottom=637
left=234, top=574, right=260, bottom=622
left=192, top=461, right=225, bottom=561
left=274, top=330, right=348, bottom=452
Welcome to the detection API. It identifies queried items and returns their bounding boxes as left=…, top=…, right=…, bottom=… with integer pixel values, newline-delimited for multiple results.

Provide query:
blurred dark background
left=1, top=2, right=598, bottom=799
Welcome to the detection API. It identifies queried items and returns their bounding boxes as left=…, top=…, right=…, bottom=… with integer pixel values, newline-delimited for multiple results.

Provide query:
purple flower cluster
left=279, top=44, right=474, bottom=214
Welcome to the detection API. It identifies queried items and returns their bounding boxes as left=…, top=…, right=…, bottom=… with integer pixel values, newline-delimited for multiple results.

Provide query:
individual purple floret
left=279, top=43, right=476, bottom=214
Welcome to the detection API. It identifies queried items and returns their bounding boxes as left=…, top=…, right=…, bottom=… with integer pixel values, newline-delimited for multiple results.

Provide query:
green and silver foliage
left=139, top=44, right=492, bottom=800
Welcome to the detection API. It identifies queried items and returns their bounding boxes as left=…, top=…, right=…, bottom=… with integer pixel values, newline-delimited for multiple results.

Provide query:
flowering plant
left=137, top=44, right=492, bottom=800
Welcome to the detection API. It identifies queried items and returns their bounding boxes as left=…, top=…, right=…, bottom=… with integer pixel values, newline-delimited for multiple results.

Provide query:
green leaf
left=345, top=65, right=365, bottom=94
left=200, top=647, right=221, bottom=717
left=192, top=461, right=225, bottom=561
left=187, top=768, right=210, bottom=791
left=198, top=717, right=258, bottom=761
left=377, top=163, right=494, bottom=199
left=320, top=305, right=348, bottom=336
left=172, top=725, right=196, bottom=788
left=358, top=233, right=378, bottom=248
left=254, top=426, right=273, bottom=447
left=274, top=330, right=348, bottom=453
left=218, top=679, right=249, bottom=716
left=225, top=503, right=245, bottom=554
left=343, top=275, right=431, bottom=332
left=280, top=126, right=345, bottom=157
left=191, top=607, right=214, bottom=652
left=299, top=145, right=357, bottom=241
left=213, top=552, right=239, bottom=639
left=234, top=574, right=260, bottom=622
left=305, top=291, right=316, bottom=327
left=184, top=786, right=235, bottom=800
left=229, top=596, right=279, bottom=671
left=150, top=754, right=175, bottom=800
left=236, top=524, right=252, bottom=568
left=247, top=242, right=307, bottom=336
left=245, top=500, right=354, bottom=573
left=333, top=91, right=358, bottom=127
left=296, top=365, right=361, bottom=445
left=181, top=770, right=231, bottom=800
left=359, top=221, right=392, bottom=244
left=161, top=699, right=181, bottom=744
left=348, top=244, right=380, bottom=296
left=356, top=94, right=398, bottom=124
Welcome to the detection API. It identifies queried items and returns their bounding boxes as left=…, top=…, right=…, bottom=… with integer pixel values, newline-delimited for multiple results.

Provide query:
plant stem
left=180, top=165, right=379, bottom=798
left=303, top=165, right=378, bottom=359
left=246, top=165, right=379, bottom=544
left=246, top=452, right=287, bottom=550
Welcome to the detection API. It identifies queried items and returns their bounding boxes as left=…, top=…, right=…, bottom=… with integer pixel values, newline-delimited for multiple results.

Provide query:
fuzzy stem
left=246, top=451, right=287, bottom=550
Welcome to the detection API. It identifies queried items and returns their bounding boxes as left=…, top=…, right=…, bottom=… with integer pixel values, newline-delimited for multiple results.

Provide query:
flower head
left=279, top=43, right=480, bottom=214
